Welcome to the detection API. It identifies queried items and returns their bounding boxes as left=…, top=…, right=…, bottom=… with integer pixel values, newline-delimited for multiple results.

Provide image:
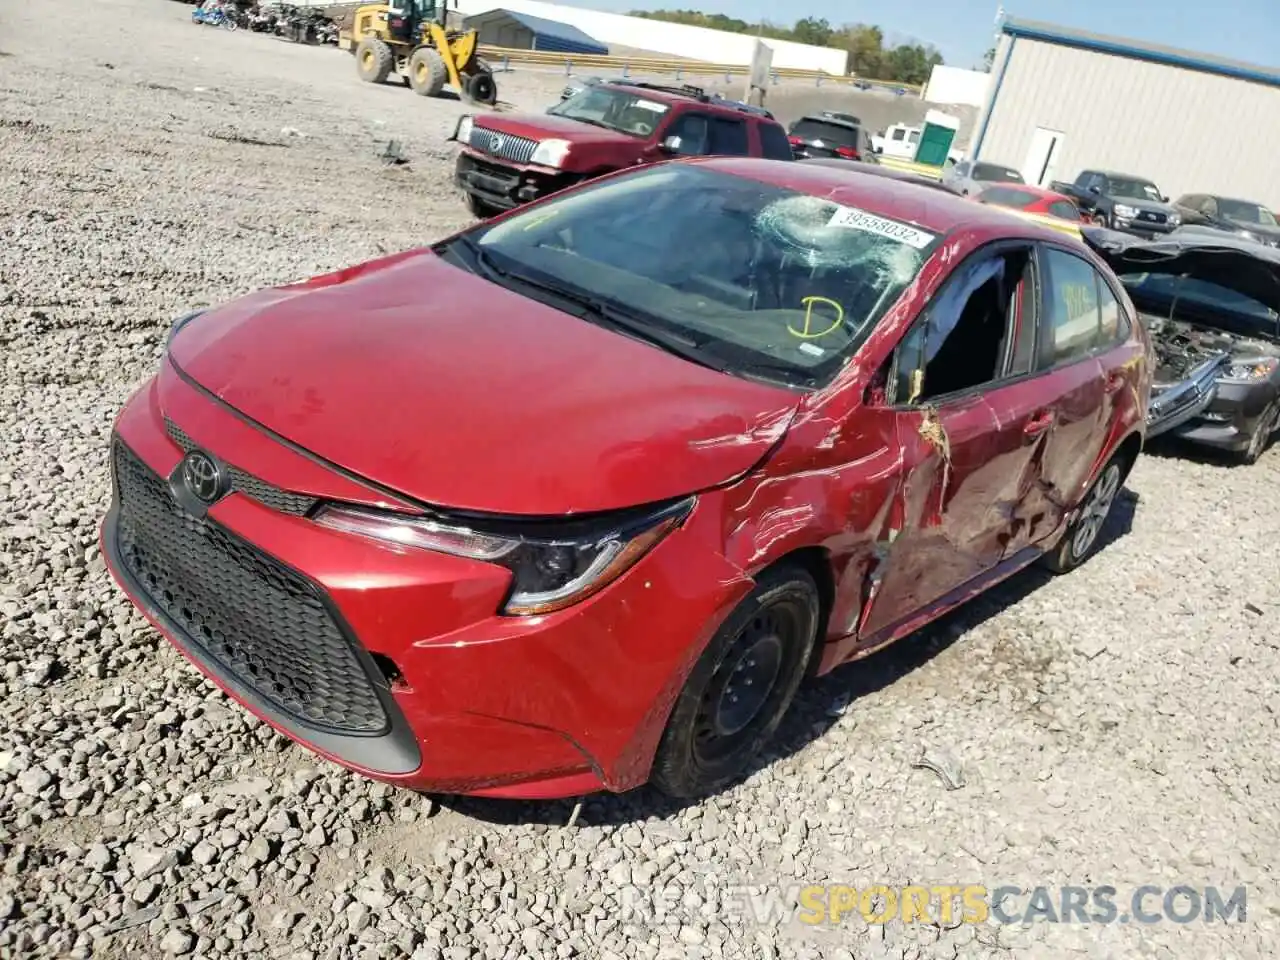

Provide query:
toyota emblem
left=488, top=132, right=505, bottom=154
left=181, top=450, right=224, bottom=505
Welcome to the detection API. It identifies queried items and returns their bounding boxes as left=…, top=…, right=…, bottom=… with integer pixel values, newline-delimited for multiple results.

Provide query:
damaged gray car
left=1085, top=227, right=1280, bottom=463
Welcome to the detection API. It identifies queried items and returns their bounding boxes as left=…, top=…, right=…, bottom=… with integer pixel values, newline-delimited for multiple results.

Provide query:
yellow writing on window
left=788, top=296, right=845, bottom=339
left=1060, top=283, right=1097, bottom=319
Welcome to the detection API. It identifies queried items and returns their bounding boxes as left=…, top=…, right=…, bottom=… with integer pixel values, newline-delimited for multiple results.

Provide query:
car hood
left=1084, top=227, right=1280, bottom=317
left=474, top=112, right=639, bottom=147
left=167, top=250, right=800, bottom=516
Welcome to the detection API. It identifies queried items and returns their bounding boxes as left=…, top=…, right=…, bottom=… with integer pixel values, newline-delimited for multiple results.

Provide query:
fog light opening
left=370, top=653, right=408, bottom=692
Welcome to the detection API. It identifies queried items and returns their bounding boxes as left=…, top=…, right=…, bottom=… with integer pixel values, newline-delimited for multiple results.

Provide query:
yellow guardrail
left=874, top=155, right=946, bottom=180
left=477, top=45, right=924, bottom=95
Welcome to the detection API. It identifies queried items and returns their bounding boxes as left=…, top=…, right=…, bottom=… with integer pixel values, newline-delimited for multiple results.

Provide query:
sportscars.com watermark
left=729, top=884, right=1248, bottom=926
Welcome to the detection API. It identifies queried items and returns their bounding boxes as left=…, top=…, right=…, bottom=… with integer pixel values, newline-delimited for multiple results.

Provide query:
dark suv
left=450, top=80, right=794, bottom=217
left=786, top=112, right=873, bottom=162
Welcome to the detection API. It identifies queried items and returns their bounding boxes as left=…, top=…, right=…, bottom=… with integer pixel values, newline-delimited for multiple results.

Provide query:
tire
left=355, top=38, right=393, bottom=85
left=1238, top=400, right=1280, bottom=465
left=1091, top=212, right=1109, bottom=228
left=465, top=193, right=502, bottom=219
left=1041, top=454, right=1126, bottom=574
left=649, top=564, right=821, bottom=799
left=407, top=47, right=447, bottom=97
left=464, top=69, right=497, bottom=106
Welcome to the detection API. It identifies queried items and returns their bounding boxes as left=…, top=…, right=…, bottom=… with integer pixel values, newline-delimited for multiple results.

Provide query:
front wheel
left=649, top=564, right=820, bottom=799
left=1091, top=212, right=1109, bottom=228
left=1042, top=454, right=1126, bottom=574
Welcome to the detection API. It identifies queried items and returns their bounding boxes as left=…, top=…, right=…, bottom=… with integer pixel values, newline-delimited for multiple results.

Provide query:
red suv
left=450, top=79, right=795, bottom=217
left=102, top=159, right=1151, bottom=801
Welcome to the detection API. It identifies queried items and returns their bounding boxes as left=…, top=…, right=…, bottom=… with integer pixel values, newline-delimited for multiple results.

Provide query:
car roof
left=598, top=80, right=774, bottom=118
left=799, top=158, right=962, bottom=195
left=696, top=157, right=1067, bottom=238
left=1093, top=170, right=1158, bottom=182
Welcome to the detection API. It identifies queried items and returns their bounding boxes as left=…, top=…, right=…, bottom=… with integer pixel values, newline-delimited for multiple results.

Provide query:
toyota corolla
left=102, top=159, right=1150, bottom=800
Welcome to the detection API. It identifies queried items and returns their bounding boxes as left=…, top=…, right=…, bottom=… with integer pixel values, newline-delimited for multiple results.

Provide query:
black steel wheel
left=650, top=564, right=820, bottom=799
left=465, top=69, right=497, bottom=106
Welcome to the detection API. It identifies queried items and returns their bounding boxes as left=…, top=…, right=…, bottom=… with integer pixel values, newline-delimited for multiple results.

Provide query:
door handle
left=1023, top=410, right=1055, bottom=437
left=1105, top=372, right=1126, bottom=394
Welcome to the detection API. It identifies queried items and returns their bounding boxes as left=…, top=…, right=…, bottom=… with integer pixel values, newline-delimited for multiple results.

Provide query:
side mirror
left=873, top=145, right=883, bottom=155
left=1160, top=195, right=1169, bottom=203
left=1088, top=185, right=1101, bottom=195
left=659, top=135, right=681, bottom=153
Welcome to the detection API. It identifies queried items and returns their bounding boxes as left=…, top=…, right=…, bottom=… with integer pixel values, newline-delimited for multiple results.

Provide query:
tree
left=792, top=16, right=833, bottom=47
left=982, top=46, right=996, bottom=70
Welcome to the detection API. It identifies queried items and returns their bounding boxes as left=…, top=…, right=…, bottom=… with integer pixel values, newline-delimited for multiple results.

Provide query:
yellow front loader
left=337, top=0, right=497, bottom=104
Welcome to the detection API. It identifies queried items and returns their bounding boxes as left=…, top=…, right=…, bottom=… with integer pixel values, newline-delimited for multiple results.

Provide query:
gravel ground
left=3, top=2, right=1280, bottom=958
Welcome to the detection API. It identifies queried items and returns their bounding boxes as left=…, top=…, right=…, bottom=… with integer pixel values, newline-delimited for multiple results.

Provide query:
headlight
left=313, top=497, right=693, bottom=615
left=1221, top=356, right=1279, bottom=383
left=1167, top=212, right=1181, bottom=225
left=529, top=138, right=571, bottom=168
left=1114, top=204, right=1139, bottom=219
left=165, top=310, right=205, bottom=352
left=454, top=115, right=473, bottom=143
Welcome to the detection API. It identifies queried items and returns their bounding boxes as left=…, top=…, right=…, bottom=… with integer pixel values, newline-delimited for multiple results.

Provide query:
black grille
left=468, top=125, right=538, bottom=164
left=165, top=417, right=317, bottom=516
left=112, top=440, right=389, bottom=735
left=1137, top=210, right=1167, bottom=223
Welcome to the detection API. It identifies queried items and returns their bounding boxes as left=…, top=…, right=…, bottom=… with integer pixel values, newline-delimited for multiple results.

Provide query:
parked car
left=786, top=112, right=874, bottom=162
left=798, top=157, right=961, bottom=194
left=942, top=159, right=1025, bottom=196
left=871, top=121, right=920, bottom=158
left=450, top=79, right=792, bottom=217
left=1051, top=170, right=1181, bottom=237
left=1170, top=194, right=1280, bottom=248
left=101, top=159, right=1150, bottom=802
left=974, top=184, right=1084, bottom=221
left=1084, top=227, right=1280, bottom=463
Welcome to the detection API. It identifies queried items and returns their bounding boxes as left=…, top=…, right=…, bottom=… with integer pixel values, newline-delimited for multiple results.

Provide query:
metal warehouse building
left=970, top=17, right=1280, bottom=209
left=463, top=8, right=608, bottom=56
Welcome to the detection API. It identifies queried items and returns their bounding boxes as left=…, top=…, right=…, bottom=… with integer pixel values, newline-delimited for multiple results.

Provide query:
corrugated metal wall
left=975, top=38, right=1280, bottom=209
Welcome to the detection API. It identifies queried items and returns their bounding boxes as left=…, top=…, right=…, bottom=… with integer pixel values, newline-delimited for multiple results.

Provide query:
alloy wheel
left=1072, top=463, right=1121, bottom=559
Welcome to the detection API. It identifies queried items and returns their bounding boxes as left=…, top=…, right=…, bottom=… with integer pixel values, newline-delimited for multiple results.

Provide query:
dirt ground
left=1, top=2, right=1278, bottom=959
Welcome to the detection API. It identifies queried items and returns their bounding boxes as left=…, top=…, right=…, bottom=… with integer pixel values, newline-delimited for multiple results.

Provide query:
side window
left=953, top=162, right=970, bottom=177
left=890, top=248, right=1037, bottom=405
left=664, top=113, right=711, bottom=156
left=708, top=117, right=749, bottom=155
left=757, top=121, right=794, bottom=160
left=1048, top=200, right=1079, bottom=220
left=1039, top=247, right=1116, bottom=366
left=890, top=127, right=906, bottom=142
left=1097, top=278, right=1129, bottom=345
left=1202, top=197, right=1219, bottom=216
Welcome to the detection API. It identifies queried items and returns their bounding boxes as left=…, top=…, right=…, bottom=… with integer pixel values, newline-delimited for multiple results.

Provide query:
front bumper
left=454, top=151, right=577, bottom=211
left=1155, top=377, right=1277, bottom=453
left=100, top=367, right=752, bottom=798
left=1111, top=214, right=1179, bottom=239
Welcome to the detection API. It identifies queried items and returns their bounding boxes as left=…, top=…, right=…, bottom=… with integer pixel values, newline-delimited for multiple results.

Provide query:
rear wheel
left=1042, top=454, right=1126, bottom=574
left=1239, top=400, right=1280, bottom=464
left=408, top=47, right=447, bottom=97
left=649, top=564, right=820, bottom=799
left=1091, top=212, right=1109, bottom=228
left=355, top=38, right=393, bottom=84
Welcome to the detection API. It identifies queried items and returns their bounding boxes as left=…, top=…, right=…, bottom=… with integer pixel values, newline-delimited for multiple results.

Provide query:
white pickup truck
left=871, top=122, right=965, bottom=164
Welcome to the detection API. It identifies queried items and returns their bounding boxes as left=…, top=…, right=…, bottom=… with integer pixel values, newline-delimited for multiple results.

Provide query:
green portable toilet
left=913, top=109, right=961, bottom=166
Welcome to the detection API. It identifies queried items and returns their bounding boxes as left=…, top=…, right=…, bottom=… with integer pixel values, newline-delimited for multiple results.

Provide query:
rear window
left=790, top=119, right=860, bottom=148
left=758, top=121, right=796, bottom=161
left=972, top=163, right=1024, bottom=183
left=1048, top=200, right=1079, bottom=221
left=466, top=164, right=941, bottom=389
left=978, top=186, right=1038, bottom=209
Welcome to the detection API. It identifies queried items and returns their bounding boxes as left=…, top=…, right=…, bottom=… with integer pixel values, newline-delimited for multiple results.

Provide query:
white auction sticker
left=827, top=206, right=936, bottom=249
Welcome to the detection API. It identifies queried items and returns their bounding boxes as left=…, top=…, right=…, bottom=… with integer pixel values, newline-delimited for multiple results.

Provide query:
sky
left=555, top=0, right=1280, bottom=71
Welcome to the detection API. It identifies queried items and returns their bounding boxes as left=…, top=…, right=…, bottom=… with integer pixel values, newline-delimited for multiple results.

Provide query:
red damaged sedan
left=102, top=158, right=1151, bottom=800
